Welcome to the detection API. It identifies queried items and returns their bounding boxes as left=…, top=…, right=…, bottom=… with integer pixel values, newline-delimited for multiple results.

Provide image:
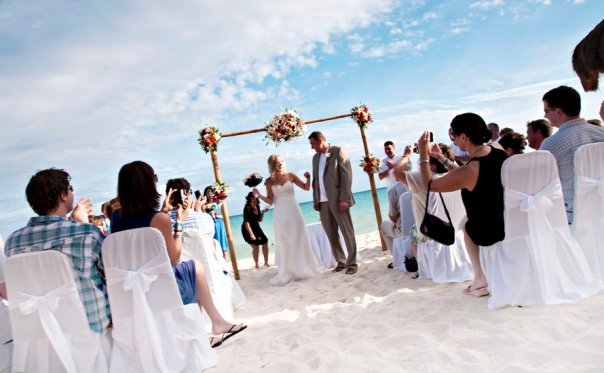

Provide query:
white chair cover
left=480, top=151, right=603, bottom=309
left=392, top=192, right=414, bottom=271
left=5, top=251, right=109, bottom=373
left=0, top=300, right=11, bottom=373
left=572, top=142, right=604, bottom=280
left=102, top=227, right=217, bottom=372
left=416, top=189, right=473, bottom=283
left=182, top=230, right=245, bottom=330
left=305, top=223, right=352, bottom=269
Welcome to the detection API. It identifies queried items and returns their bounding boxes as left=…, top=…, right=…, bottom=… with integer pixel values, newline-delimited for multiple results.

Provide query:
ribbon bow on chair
left=10, top=282, right=81, bottom=373
left=577, top=176, right=604, bottom=197
left=505, top=180, right=564, bottom=299
left=106, top=252, right=174, bottom=373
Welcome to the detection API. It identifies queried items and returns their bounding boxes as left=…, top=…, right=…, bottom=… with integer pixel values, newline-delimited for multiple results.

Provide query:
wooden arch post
left=205, top=111, right=387, bottom=280
left=208, top=150, right=240, bottom=280
left=359, top=126, right=388, bottom=251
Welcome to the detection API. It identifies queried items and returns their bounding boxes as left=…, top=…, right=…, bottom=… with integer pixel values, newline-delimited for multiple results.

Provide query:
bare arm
left=254, top=181, right=274, bottom=205
left=393, top=145, right=414, bottom=187
left=417, top=131, right=478, bottom=192
left=151, top=212, right=182, bottom=267
left=291, top=172, right=311, bottom=191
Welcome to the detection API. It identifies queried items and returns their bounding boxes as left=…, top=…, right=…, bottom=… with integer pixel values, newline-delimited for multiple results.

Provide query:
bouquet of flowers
left=206, top=181, right=230, bottom=203
left=360, top=154, right=382, bottom=174
left=243, top=172, right=263, bottom=187
left=351, top=104, right=373, bottom=129
left=198, top=126, right=221, bottom=153
left=265, top=109, right=306, bottom=145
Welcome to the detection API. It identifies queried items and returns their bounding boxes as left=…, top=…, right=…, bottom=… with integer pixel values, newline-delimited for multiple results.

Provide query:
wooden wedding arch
left=203, top=109, right=387, bottom=280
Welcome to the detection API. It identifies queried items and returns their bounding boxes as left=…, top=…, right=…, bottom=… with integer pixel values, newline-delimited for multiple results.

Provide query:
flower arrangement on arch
left=359, top=154, right=382, bottom=174
left=198, top=126, right=221, bottom=153
left=350, top=104, right=373, bottom=129
left=265, top=109, right=306, bottom=145
left=206, top=181, right=230, bottom=203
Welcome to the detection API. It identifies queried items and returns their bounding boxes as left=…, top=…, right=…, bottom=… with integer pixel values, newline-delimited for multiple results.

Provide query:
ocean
left=225, top=187, right=389, bottom=261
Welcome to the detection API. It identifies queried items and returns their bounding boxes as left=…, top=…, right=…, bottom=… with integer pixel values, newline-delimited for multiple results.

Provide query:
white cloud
left=470, top=0, right=505, bottom=11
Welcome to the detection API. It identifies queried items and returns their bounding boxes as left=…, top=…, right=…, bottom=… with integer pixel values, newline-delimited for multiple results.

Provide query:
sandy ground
left=210, top=231, right=604, bottom=373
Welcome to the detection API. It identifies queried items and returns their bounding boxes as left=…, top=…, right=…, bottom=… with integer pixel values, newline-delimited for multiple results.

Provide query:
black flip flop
left=211, top=324, right=247, bottom=348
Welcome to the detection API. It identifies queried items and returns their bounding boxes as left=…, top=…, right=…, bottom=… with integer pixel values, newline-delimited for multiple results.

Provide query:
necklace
left=469, top=145, right=485, bottom=158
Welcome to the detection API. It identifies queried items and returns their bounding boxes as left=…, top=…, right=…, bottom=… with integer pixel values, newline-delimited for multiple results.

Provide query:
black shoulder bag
left=419, top=180, right=455, bottom=245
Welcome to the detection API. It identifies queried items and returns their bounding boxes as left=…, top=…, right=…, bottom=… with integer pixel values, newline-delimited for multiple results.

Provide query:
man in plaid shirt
left=540, top=86, right=604, bottom=224
left=5, top=168, right=110, bottom=333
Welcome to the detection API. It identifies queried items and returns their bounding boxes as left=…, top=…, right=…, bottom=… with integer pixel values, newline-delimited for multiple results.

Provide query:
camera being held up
left=413, top=132, right=433, bottom=153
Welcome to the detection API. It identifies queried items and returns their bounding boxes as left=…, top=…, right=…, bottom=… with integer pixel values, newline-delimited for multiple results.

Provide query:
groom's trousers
left=319, top=202, right=357, bottom=269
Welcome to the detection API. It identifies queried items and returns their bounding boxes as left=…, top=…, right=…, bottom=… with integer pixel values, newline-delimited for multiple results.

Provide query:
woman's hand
left=161, top=188, right=175, bottom=213
left=303, top=171, right=310, bottom=179
left=403, top=144, right=413, bottom=157
left=193, top=195, right=206, bottom=212
left=417, top=131, right=431, bottom=159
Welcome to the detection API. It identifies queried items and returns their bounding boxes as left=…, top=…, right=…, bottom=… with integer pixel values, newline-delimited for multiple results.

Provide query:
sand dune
left=212, top=231, right=604, bottom=372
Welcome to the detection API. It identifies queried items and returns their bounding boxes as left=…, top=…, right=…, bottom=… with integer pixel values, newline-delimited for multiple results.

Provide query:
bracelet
left=174, top=221, right=183, bottom=229
left=441, top=158, right=450, bottom=166
left=173, top=234, right=182, bottom=239
left=419, top=159, right=430, bottom=165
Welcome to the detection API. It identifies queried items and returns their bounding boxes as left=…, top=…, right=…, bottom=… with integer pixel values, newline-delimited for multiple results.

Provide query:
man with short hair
left=5, top=168, right=110, bottom=333
left=526, top=119, right=553, bottom=150
left=487, top=122, right=500, bottom=143
left=540, top=85, right=604, bottom=223
left=309, top=131, right=358, bottom=274
left=378, top=141, right=406, bottom=191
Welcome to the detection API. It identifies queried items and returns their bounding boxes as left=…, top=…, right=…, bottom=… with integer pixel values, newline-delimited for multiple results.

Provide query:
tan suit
left=312, top=145, right=358, bottom=269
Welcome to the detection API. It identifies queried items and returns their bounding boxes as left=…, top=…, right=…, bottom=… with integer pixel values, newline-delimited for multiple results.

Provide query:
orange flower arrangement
left=198, top=126, right=221, bottom=153
left=351, top=104, right=373, bottom=129
left=359, top=154, right=381, bottom=174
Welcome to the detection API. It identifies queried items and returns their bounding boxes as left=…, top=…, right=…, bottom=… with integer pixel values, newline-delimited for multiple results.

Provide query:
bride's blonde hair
left=267, top=154, right=283, bottom=181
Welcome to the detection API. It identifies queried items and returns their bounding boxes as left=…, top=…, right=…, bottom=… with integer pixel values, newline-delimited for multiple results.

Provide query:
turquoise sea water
left=227, top=187, right=389, bottom=261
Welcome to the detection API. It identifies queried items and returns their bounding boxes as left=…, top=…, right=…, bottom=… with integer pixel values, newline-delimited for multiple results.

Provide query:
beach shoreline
left=213, top=231, right=604, bottom=372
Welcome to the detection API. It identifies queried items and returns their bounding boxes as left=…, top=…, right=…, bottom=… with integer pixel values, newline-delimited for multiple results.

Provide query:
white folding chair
left=102, top=227, right=217, bottom=372
left=416, top=189, right=473, bottom=283
left=572, top=142, right=604, bottom=280
left=5, top=251, right=109, bottom=373
left=392, top=192, right=414, bottom=271
left=480, top=151, right=603, bottom=309
left=182, top=230, right=245, bottom=329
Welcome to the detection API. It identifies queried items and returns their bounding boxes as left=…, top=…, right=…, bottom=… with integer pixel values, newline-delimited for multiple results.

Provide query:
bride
left=254, top=154, right=321, bottom=285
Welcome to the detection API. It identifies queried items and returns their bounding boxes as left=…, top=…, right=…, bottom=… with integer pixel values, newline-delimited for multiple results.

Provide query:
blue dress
left=111, top=209, right=198, bottom=305
left=213, top=206, right=229, bottom=253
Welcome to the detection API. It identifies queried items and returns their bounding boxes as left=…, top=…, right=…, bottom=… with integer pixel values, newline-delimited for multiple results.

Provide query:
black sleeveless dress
left=461, top=146, right=508, bottom=246
left=241, top=205, right=268, bottom=245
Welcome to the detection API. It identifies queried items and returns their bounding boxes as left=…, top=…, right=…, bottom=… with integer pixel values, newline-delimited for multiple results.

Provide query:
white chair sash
left=505, top=179, right=563, bottom=298
left=105, top=252, right=174, bottom=373
left=9, top=282, right=80, bottom=373
left=576, top=175, right=604, bottom=197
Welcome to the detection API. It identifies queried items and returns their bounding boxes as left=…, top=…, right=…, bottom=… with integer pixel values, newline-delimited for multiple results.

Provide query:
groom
left=308, top=131, right=358, bottom=274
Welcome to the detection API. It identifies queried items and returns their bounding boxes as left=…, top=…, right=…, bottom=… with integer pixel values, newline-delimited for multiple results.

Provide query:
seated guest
left=526, top=119, right=553, bottom=150
left=498, top=127, right=514, bottom=137
left=540, top=85, right=604, bottom=223
left=417, top=113, right=508, bottom=296
left=4, top=168, right=110, bottom=333
left=487, top=122, right=500, bottom=143
left=111, top=161, right=246, bottom=340
left=498, top=132, right=527, bottom=156
left=380, top=177, right=408, bottom=268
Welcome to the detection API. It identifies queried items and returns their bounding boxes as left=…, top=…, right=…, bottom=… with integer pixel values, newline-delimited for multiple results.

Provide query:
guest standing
left=241, top=192, right=269, bottom=269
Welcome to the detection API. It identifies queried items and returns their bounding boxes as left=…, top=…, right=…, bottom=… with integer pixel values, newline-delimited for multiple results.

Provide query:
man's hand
left=386, top=158, right=394, bottom=170
left=338, top=201, right=349, bottom=212
left=71, top=198, right=93, bottom=223
left=313, top=202, right=319, bottom=211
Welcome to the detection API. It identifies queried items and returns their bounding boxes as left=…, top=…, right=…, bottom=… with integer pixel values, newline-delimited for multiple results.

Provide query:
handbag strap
left=424, top=180, right=454, bottom=225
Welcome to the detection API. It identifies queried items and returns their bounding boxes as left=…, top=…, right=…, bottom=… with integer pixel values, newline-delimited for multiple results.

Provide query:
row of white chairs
left=4, top=227, right=230, bottom=372
left=393, top=145, right=604, bottom=309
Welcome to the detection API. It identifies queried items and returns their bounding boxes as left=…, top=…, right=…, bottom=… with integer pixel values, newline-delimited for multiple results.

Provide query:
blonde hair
left=267, top=154, right=283, bottom=181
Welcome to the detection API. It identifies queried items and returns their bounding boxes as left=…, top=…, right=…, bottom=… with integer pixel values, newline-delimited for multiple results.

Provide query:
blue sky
left=1, top=0, right=603, bottom=239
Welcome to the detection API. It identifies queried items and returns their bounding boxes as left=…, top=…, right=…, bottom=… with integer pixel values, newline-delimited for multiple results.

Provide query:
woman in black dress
left=241, top=192, right=269, bottom=268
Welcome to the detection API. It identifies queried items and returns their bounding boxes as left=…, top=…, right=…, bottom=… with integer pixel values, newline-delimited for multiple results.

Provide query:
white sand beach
left=211, top=231, right=604, bottom=372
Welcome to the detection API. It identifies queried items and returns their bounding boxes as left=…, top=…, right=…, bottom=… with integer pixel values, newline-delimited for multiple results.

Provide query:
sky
left=1, top=0, right=603, bottom=239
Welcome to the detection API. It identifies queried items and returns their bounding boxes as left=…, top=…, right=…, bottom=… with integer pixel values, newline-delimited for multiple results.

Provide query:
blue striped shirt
left=540, top=118, right=604, bottom=222
left=5, top=216, right=111, bottom=333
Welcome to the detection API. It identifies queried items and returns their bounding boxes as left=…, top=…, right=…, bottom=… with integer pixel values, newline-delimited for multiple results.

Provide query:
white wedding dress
left=270, top=181, right=321, bottom=286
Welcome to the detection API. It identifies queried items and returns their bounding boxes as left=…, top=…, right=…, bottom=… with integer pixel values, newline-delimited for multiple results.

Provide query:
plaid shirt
left=540, top=118, right=604, bottom=222
left=5, top=216, right=110, bottom=333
